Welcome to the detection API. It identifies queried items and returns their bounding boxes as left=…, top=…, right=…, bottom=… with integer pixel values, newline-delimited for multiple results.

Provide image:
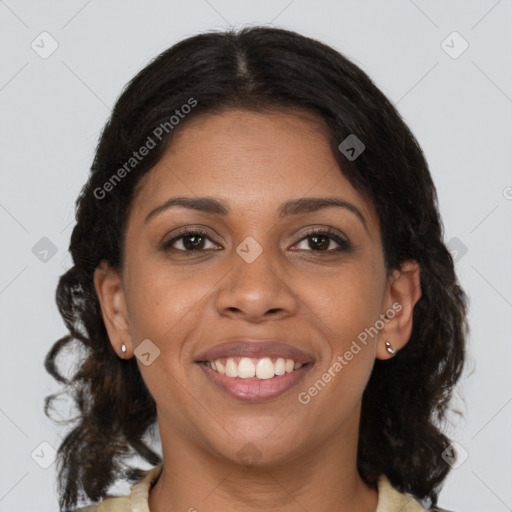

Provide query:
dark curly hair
left=44, top=26, right=469, bottom=511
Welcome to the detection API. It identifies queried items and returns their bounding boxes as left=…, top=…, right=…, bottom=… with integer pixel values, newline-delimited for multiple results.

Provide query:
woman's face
left=96, top=108, right=420, bottom=466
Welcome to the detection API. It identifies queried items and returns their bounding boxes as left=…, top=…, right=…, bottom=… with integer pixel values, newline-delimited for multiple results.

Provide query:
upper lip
left=195, top=339, right=314, bottom=363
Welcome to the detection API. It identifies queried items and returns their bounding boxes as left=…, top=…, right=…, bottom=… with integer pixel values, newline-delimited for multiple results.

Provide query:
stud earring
left=120, top=343, right=127, bottom=359
left=385, top=341, right=396, bottom=356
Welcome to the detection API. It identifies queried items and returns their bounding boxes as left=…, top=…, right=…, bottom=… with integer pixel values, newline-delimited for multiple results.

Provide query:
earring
left=385, top=341, right=396, bottom=356
left=120, top=343, right=127, bottom=359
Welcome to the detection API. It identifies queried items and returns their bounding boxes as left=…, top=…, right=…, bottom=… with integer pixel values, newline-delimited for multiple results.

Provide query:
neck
left=148, top=409, right=378, bottom=512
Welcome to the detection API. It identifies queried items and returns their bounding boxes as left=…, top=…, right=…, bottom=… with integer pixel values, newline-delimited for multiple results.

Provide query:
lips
left=195, top=339, right=314, bottom=364
left=195, top=339, right=315, bottom=402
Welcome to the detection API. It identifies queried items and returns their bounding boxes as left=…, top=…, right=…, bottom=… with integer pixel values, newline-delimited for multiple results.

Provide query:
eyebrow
left=144, top=196, right=369, bottom=233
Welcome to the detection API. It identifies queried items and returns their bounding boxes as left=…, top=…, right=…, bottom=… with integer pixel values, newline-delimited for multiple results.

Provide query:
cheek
left=301, top=266, right=381, bottom=397
left=306, top=266, right=382, bottom=345
left=122, top=265, right=206, bottom=411
left=124, top=260, right=218, bottom=354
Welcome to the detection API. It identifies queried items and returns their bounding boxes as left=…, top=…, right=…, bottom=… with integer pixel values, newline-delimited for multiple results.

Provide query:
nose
left=214, top=245, right=299, bottom=322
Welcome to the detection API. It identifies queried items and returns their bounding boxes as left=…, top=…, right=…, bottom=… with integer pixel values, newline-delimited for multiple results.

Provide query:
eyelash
left=161, top=228, right=352, bottom=254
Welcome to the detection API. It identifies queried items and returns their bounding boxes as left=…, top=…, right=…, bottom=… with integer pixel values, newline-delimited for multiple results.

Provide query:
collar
left=128, top=464, right=427, bottom=512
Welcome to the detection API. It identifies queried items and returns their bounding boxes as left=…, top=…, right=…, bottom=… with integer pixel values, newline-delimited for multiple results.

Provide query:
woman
left=45, top=26, right=469, bottom=512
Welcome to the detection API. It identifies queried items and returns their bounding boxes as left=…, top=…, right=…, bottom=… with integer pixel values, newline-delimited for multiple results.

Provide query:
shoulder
left=377, top=475, right=456, bottom=512
left=72, top=463, right=164, bottom=512
left=73, top=496, right=131, bottom=512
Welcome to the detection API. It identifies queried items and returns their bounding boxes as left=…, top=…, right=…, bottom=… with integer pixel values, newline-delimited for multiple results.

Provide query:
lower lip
left=197, top=362, right=313, bottom=402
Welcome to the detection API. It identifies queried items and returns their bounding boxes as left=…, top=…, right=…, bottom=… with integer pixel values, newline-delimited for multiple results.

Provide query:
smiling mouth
left=194, top=339, right=315, bottom=401
left=196, top=357, right=314, bottom=402
left=199, top=356, right=309, bottom=380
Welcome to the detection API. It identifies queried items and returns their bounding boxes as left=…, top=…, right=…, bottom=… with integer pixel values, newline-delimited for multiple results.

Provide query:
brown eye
left=162, top=228, right=351, bottom=255
left=162, top=230, right=217, bottom=251
left=293, top=229, right=351, bottom=253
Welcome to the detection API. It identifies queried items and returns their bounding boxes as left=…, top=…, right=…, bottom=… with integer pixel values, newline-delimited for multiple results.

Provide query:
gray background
left=1, top=1, right=511, bottom=511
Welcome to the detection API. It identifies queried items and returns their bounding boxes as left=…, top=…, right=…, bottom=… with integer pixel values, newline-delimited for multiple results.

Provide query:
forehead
left=130, top=108, right=378, bottom=230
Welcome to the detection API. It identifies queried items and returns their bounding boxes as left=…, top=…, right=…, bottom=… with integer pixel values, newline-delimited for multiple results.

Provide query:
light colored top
left=74, top=463, right=440, bottom=511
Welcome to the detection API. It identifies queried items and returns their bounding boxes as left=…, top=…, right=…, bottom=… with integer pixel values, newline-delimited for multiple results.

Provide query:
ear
left=376, top=260, right=422, bottom=360
left=93, top=260, right=133, bottom=359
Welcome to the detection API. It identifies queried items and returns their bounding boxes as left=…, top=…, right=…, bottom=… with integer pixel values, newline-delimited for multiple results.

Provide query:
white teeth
left=207, top=356, right=306, bottom=379
left=274, top=358, right=286, bottom=375
left=256, top=357, right=274, bottom=379
left=225, top=358, right=239, bottom=377
left=215, top=359, right=225, bottom=375
left=238, top=357, right=256, bottom=378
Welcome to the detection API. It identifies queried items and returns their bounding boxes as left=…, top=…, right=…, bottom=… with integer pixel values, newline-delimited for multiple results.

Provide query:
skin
left=94, top=108, right=422, bottom=512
